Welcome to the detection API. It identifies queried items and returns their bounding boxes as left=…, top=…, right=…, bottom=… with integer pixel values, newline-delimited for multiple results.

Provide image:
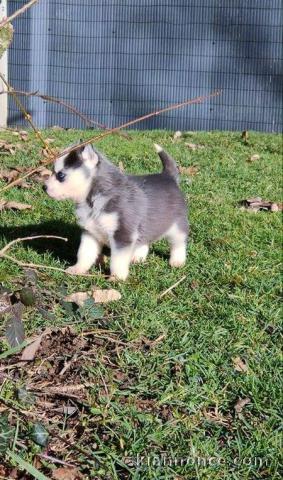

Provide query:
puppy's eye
left=56, top=171, right=66, bottom=182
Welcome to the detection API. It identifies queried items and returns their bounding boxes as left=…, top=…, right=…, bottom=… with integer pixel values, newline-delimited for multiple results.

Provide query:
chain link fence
left=6, top=0, right=283, bottom=132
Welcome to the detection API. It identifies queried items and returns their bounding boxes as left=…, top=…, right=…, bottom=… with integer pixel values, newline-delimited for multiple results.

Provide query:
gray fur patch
left=62, top=143, right=189, bottom=254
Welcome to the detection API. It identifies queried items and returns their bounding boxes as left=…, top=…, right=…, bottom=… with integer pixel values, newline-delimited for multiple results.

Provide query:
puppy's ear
left=81, top=144, right=99, bottom=168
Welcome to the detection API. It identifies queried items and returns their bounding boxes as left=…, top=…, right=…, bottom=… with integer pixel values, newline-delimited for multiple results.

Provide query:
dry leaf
left=119, top=161, right=125, bottom=172
left=232, top=356, right=248, bottom=372
left=241, top=130, right=249, bottom=143
left=179, top=165, right=199, bottom=176
left=0, top=168, right=31, bottom=188
left=51, top=125, right=64, bottom=130
left=92, top=288, right=121, bottom=303
left=17, top=180, right=32, bottom=189
left=270, top=203, right=280, bottom=212
left=0, top=169, right=19, bottom=182
left=32, top=167, right=52, bottom=183
left=0, top=200, right=32, bottom=211
left=54, top=405, right=77, bottom=415
left=173, top=131, right=182, bottom=140
left=19, top=130, right=28, bottom=141
left=239, top=198, right=282, bottom=212
left=0, top=293, right=11, bottom=316
left=52, top=467, right=83, bottom=480
left=0, top=141, right=17, bottom=155
left=21, top=335, right=43, bottom=361
left=64, top=291, right=89, bottom=307
left=248, top=154, right=260, bottom=162
left=41, top=147, right=50, bottom=158
left=234, top=397, right=251, bottom=414
left=185, top=142, right=204, bottom=150
left=203, top=408, right=231, bottom=427
left=44, top=138, right=55, bottom=144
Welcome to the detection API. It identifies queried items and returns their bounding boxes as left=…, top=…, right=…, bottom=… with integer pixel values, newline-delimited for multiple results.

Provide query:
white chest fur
left=75, top=200, right=118, bottom=246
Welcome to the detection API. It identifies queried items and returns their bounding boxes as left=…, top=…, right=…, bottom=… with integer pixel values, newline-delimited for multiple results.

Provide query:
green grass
left=0, top=129, right=282, bottom=479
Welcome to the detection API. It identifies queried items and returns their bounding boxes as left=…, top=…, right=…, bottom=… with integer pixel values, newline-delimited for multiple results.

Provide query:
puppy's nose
left=42, top=184, right=47, bottom=192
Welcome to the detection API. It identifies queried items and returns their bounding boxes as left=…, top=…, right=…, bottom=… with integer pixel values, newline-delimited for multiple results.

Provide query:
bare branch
left=55, top=90, right=222, bottom=161
left=0, top=0, right=38, bottom=29
left=0, top=89, right=222, bottom=193
left=0, top=88, right=106, bottom=129
left=0, top=73, right=53, bottom=154
left=0, top=88, right=131, bottom=138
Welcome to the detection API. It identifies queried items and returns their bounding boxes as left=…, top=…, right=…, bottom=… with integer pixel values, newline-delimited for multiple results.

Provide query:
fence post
left=0, top=0, right=8, bottom=127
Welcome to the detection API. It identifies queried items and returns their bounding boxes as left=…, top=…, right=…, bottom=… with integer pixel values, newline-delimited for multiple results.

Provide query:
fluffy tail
left=154, top=144, right=179, bottom=183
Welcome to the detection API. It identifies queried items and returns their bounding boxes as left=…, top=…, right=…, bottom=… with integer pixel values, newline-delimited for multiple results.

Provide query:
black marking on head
left=64, top=149, right=83, bottom=169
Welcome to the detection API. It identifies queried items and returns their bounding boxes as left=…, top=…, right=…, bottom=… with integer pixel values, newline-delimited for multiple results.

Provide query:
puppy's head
left=44, top=144, right=99, bottom=202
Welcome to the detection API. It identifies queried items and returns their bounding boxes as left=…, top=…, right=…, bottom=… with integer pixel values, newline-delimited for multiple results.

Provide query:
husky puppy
left=44, top=143, right=188, bottom=280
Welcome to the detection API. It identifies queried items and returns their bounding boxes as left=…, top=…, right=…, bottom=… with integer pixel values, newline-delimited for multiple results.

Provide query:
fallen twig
left=0, top=235, right=110, bottom=276
left=0, top=235, right=67, bottom=256
left=81, top=331, right=128, bottom=346
left=159, top=275, right=187, bottom=299
left=39, top=453, right=76, bottom=468
left=59, top=354, right=78, bottom=376
left=0, top=252, right=107, bottom=277
left=0, top=0, right=38, bottom=28
left=0, top=90, right=222, bottom=193
left=0, top=235, right=67, bottom=274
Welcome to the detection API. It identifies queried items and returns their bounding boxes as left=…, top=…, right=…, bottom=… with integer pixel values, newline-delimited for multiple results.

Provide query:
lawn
left=0, top=129, right=281, bottom=480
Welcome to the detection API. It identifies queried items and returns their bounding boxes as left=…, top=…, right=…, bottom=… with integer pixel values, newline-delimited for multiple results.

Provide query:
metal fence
left=6, top=0, right=283, bottom=132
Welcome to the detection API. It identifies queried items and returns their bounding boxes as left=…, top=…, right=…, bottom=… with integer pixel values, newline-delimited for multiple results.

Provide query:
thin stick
left=0, top=234, right=106, bottom=277
left=80, top=331, right=128, bottom=346
left=39, top=454, right=76, bottom=468
left=0, top=235, right=67, bottom=255
left=0, top=89, right=107, bottom=129
left=0, top=253, right=107, bottom=277
left=159, top=275, right=187, bottom=299
left=0, top=0, right=38, bottom=28
left=0, top=88, right=131, bottom=139
left=0, top=73, right=52, bottom=153
left=55, top=90, right=222, bottom=161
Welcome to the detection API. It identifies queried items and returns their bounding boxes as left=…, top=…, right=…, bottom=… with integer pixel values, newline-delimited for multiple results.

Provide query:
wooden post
left=0, top=0, right=8, bottom=127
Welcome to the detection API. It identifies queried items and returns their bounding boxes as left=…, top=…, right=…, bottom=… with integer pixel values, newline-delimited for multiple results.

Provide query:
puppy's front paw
left=131, top=245, right=149, bottom=264
left=169, top=258, right=186, bottom=268
left=109, top=271, right=128, bottom=282
left=65, top=265, right=88, bottom=275
left=131, top=255, right=145, bottom=264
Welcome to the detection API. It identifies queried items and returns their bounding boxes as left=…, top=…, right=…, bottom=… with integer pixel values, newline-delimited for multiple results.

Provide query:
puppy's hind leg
left=66, top=231, right=102, bottom=275
left=167, top=223, right=187, bottom=268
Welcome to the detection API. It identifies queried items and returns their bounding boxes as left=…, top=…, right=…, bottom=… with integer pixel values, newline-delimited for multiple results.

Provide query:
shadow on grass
left=1, top=221, right=170, bottom=266
left=1, top=221, right=81, bottom=263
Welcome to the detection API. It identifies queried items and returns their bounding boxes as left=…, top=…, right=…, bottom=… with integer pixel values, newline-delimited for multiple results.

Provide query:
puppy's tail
left=154, top=144, right=179, bottom=183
